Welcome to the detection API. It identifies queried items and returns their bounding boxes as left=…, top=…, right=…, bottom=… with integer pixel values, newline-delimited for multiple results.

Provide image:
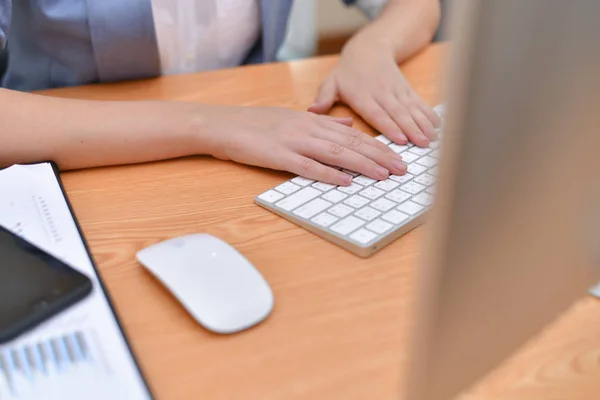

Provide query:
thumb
left=308, top=78, right=339, bottom=114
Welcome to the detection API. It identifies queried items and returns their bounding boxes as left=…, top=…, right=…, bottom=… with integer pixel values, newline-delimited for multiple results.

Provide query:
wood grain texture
left=46, top=44, right=600, bottom=399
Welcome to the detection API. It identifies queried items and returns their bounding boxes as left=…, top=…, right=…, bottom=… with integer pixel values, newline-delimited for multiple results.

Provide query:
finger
left=300, top=138, right=391, bottom=181
left=317, top=121, right=407, bottom=172
left=285, top=153, right=353, bottom=186
left=317, top=118, right=390, bottom=153
left=419, top=101, right=442, bottom=128
left=350, top=98, right=408, bottom=144
left=409, top=106, right=437, bottom=141
left=308, top=78, right=339, bottom=114
left=407, top=91, right=441, bottom=128
left=377, top=95, right=430, bottom=147
left=322, top=115, right=353, bottom=127
left=314, top=125, right=408, bottom=176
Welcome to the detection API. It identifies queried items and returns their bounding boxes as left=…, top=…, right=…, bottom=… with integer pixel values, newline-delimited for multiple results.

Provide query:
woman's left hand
left=309, top=41, right=440, bottom=148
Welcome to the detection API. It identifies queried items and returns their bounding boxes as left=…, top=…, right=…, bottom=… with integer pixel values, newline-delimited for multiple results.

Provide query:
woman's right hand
left=198, top=105, right=407, bottom=186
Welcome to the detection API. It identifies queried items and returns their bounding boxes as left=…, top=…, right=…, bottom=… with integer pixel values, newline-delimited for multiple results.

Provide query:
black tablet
left=0, top=225, right=93, bottom=344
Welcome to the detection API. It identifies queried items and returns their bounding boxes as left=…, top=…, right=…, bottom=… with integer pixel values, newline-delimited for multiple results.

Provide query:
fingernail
left=394, top=133, right=408, bottom=144
left=426, top=128, right=438, bottom=140
left=392, top=160, right=407, bottom=173
left=374, top=166, right=389, bottom=179
left=339, top=173, right=353, bottom=185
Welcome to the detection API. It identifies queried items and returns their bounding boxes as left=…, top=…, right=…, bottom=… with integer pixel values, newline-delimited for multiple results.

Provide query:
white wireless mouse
left=136, top=234, right=274, bottom=334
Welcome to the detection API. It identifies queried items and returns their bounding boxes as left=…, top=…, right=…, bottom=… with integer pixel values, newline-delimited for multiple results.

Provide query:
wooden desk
left=46, top=44, right=600, bottom=399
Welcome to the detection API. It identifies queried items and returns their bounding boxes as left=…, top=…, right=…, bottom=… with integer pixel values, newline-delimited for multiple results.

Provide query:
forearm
left=0, top=89, right=210, bottom=170
left=345, top=0, right=441, bottom=62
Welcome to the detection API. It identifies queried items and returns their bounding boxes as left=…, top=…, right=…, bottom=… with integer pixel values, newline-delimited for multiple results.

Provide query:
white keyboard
left=255, top=104, right=446, bottom=257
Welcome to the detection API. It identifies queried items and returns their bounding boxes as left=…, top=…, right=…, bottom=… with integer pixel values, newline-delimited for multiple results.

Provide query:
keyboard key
left=354, top=206, right=381, bottom=221
left=429, top=141, right=441, bottom=149
left=293, top=198, right=333, bottom=219
left=407, top=164, right=427, bottom=176
left=275, top=187, right=321, bottom=211
left=344, top=195, right=370, bottom=209
left=416, top=156, right=438, bottom=168
left=342, top=169, right=360, bottom=177
left=433, top=104, right=446, bottom=118
left=426, top=186, right=436, bottom=195
left=414, top=173, right=436, bottom=187
left=409, top=146, right=432, bottom=156
left=329, top=203, right=354, bottom=218
left=311, top=212, right=339, bottom=227
left=374, top=179, right=400, bottom=191
left=312, top=182, right=336, bottom=192
left=321, top=190, right=348, bottom=203
left=429, top=166, right=438, bottom=176
left=389, top=144, right=410, bottom=153
left=385, top=189, right=411, bottom=203
left=397, top=201, right=425, bottom=215
left=291, top=177, right=315, bottom=187
left=338, top=182, right=363, bottom=195
left=331, top=216, right=365, bottom=235
left=375, top=135, right=392, bottom=145
left=258, top=190, right=285, bottom=204
left=353, top=175, right=376, bottom=186
left=413, top=192, right=434, bottom=207
left=275, top=181, right=301, bottom=195
left=400, top=181, right=427, bottom=195
left=360, top=186, right=385, bottom=200
left=350, top=229, right=378, bottom=245
left=430, top=149, right=440, bottom=158
left=366, top=219, right=394, bottom=234
left=400, top=152, right=419, bottom=163
left=382, top=210, right=409, bottom=225
left=389, top=173, right=414, bottom=184
left=370, top=198, right=397, bottom=212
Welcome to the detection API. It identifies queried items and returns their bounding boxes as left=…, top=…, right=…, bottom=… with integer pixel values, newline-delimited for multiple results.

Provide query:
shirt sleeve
left=0, top=0, right=10, bottom=49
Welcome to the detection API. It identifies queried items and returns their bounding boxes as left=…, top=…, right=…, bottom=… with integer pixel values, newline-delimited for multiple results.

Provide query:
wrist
left=342, top=28, right=397, bottom=62
left=168, top=102, right=221, bottom=157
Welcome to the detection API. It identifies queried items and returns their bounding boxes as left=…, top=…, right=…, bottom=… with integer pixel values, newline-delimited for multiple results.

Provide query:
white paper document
left=0, top=163, right=152, bottom=400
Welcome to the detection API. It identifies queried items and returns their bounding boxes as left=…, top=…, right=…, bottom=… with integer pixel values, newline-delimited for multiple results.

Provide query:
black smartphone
left=0, top=225, right=93, bottom=344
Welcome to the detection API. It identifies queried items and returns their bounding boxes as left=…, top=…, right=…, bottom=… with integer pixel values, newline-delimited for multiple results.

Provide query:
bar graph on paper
left=0, top=330, right=114, bottom=399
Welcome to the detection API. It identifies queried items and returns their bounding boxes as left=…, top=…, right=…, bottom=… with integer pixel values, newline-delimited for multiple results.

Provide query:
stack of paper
left=0, top=163, right=152, bottom=400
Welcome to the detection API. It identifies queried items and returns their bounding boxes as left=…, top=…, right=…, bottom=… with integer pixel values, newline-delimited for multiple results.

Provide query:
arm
left=310, top=0, right=442, bottom=147
left=0, top=89, right=204, bottom=170
left=0, top=88, right=407, bottom=183
left=346, top=0, right=441, bottom=63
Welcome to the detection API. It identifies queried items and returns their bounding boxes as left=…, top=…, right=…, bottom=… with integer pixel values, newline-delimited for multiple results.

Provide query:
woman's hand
left=199, top=105, right=407, bottom=186
left=309, top=40, right=440, bottom=148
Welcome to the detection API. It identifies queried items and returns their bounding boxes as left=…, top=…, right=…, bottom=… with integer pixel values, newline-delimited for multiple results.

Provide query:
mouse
left=136, top=234, right=274, bottom=334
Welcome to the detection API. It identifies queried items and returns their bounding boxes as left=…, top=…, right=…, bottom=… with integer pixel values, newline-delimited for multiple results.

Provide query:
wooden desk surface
left=47, top=44, right=600, bottom=399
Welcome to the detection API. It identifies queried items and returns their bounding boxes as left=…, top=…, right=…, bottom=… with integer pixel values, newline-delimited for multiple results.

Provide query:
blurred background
left=278, top=0, right=447, bottom=61
left=0, top=0, right=448, bottom=79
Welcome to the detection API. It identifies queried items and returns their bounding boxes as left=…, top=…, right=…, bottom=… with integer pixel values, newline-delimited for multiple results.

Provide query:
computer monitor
left=404, top=1, right=600, bottom=399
